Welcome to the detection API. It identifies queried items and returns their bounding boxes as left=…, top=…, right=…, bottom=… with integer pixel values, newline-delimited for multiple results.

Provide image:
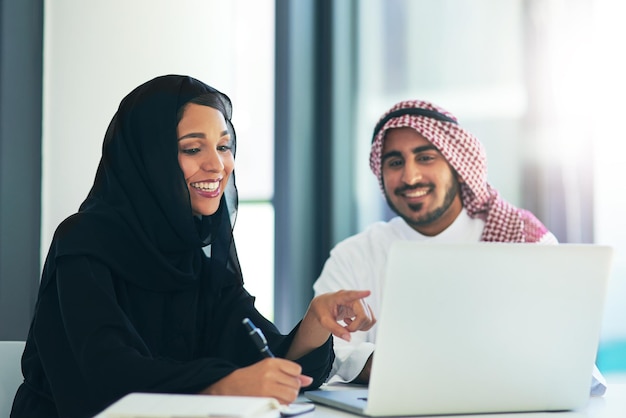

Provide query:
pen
left=242, top=317, right=275, bottom=358
left=242, top=318, right=316, bottom=416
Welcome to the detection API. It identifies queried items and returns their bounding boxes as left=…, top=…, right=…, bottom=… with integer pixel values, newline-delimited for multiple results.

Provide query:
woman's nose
left=200, top=149, right=224, bottom=172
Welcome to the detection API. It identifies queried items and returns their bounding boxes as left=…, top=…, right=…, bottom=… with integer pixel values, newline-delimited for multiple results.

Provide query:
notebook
left=305, top=242, right=613, bottom=417
left=93, top=392, right=314, bottom=418
left=93, top=393, right=281, bottom=418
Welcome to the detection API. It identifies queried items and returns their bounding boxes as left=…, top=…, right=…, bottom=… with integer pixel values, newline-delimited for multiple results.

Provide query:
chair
left=0, top=341, right=25, bottom=418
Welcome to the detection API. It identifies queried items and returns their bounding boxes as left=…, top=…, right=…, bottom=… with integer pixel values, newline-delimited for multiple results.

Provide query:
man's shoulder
left=327, top=218, right=411, bottom=262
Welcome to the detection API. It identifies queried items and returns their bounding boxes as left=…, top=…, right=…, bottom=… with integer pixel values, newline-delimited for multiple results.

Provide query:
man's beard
left=385, top=179, right=460, bottom=228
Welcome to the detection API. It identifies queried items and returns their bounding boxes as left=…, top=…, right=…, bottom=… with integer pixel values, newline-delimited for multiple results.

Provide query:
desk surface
left=303, top=383, right=626, bottom=418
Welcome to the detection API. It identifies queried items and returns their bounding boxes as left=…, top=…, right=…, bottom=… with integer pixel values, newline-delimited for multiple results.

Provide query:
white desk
left=302, top=384, right=626, bottom=418
left=92, top=384, right=626, bottom=417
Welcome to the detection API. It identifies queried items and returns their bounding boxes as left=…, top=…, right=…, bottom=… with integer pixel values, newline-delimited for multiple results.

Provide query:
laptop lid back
left=365, top=242, right=612, bottom=417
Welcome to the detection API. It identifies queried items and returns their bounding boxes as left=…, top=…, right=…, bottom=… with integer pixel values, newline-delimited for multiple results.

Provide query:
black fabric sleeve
left=32, top=255, right=332, bottom=418
left=208, top=280, right=334, bottom=390
left=38, top=256, right=242, bottom=417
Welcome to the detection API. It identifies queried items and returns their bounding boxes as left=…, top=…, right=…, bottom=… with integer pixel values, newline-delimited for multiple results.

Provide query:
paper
left=95, top=392, right=281, bottom=418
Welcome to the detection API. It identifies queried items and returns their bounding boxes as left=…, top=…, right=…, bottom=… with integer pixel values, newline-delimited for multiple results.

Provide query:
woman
left=11, top=75, right=375, bottom=418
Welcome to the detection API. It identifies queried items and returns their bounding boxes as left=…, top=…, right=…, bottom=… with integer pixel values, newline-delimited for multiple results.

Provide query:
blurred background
left=1, top=0, right=624, bottom=381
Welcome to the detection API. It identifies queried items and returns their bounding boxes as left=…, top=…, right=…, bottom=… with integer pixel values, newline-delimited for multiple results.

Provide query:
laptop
left=305, top=242, right=613, bottom=416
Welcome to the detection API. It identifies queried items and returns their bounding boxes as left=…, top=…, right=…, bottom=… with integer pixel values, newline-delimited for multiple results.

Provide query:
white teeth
left=405, top=189, right=428, bottom=198
left=191, top=181, right=219, bottom=192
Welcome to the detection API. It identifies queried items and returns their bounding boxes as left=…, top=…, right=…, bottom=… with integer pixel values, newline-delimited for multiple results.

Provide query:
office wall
left=43, top=0, right=232, bottom=251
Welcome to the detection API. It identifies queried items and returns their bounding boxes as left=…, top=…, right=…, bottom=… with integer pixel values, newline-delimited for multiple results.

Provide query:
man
left=313, top=99, right=606, bottom=395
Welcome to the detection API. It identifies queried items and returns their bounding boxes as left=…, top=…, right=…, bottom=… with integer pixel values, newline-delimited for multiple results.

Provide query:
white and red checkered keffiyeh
left=369, top=99, right=549, bottom=242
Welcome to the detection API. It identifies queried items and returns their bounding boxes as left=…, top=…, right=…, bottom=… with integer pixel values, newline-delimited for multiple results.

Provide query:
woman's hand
left=200, top=358, right=312, bottom=405
left=201, top=290, right=375, bottom=403
left=287, top=290, right=376, bottom=360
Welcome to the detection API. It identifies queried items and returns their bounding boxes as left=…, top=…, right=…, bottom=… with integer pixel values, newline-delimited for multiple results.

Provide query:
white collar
left=391, top=208, right=485, bottom=243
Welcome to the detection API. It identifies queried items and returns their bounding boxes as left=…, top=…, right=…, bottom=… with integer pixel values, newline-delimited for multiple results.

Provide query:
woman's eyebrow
left=178, top=130, right=229, bottom=141
left=178, top=132, right=205, bottom=141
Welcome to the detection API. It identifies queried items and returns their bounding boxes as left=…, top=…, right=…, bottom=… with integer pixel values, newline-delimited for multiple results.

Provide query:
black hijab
left=43, top=75, right=241, bottom=292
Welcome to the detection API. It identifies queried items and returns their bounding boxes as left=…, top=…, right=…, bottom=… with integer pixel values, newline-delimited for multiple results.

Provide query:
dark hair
left=177, top=92, right=232, bottom=123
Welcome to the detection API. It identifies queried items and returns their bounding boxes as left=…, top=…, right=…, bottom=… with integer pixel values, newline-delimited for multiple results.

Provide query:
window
left=354, top=0, right=626, bottom=377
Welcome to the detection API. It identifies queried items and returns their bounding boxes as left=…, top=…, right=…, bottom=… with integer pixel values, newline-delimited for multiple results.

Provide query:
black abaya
left=10, top=75, right=332, bottom=418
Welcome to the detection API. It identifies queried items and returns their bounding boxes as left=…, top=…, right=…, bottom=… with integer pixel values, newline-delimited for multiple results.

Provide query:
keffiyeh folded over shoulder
left=369, top=99, right=549, bottom=243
